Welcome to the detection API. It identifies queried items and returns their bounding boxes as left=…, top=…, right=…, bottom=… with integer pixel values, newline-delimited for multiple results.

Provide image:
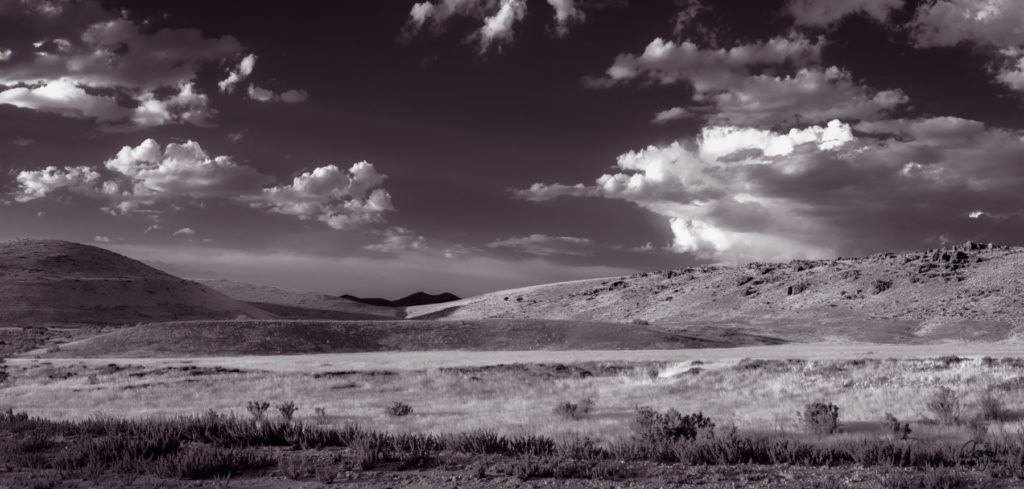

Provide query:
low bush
left=276, top=401, right=298, bottom=422
left=631, top=406, right=714, bottom=442
left=977, top=392, right=1007, bottom=422
left=885, top=412, right=912, bottom=440
left=553, top=398, right=594, bottom=420
left=385, top=401, right=413, bottom=418
left=246, top=401, right=270, bottom=421
left=927, top=388, right=961, bottom=425
left=801, top=402, right=840, bottom=435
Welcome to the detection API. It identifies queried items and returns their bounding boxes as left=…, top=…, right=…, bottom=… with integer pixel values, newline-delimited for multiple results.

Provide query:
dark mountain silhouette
left=340, top=291, right=461, bottom=308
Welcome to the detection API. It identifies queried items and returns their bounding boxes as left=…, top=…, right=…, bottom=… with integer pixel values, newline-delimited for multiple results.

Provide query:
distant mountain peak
left=341, top=291, right=461, bottom=308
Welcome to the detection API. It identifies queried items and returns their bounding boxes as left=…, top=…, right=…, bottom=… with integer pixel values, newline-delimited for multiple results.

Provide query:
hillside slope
left=409, top=243, right=1024, bottom=343
left=0, top=239, right=272, bottom=326
left=197, top=279, right=403, bottom=320
left=43, top=318, right=784, bottom=357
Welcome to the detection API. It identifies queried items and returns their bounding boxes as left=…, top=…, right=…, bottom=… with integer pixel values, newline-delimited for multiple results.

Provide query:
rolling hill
left=0, top=239, right=272, bottom=326
left=197, top=279, right=404, bottom=320
left=409, top=242, right=1024, bottom=343
left=43, top=318, right=784, bottom=357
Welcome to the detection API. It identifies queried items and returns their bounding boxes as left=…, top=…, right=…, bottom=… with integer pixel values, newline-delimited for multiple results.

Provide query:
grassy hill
left=0, top=239, right=272, bottom=326
left=197, top=279, right=403, bottom=320
left=42, top=318, right=784, bottom=357
left=408, top=243, right=1024, bottom=343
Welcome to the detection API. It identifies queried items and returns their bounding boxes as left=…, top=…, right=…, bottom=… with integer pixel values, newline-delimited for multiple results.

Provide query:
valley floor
left=4, top=343, right=1024, bottom=488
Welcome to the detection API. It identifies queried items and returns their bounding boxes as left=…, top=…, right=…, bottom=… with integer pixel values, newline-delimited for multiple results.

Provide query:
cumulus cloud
left=516, top=117, right=1024, bottom=262
left=787, top=0, right=904, bottom=26
left=547, top=0, right=584, bottom=36
left=707, top=67, right=909, bottom=126
left=600, top=35, right=907, bottom=126
left=247, top=84, right=309, bottom=103
left=218, top=54, right=256, bottom=94
left=487, top=234, right=597, bottom=256
left=254, top=162, right=394, bottom=230
left=0, top=2, right=305, bottom=127
left=0, top=78, right=128, bottom=121
left=604, top=35, right=823, bottom=89
left=0, top=9, right=242, bottom=128
left=406, top=0, right=594, bottom=51
left=910, top=0, right=1024, bottom=48
left=93, top=235, right=111, bottom=243
left=15, top=165, right=101, bottom=202
left=364, top=227, right=428, bottom=253
left=11, top=139, right=395, bottom=231
left=172, top=227, right=195, bottom=237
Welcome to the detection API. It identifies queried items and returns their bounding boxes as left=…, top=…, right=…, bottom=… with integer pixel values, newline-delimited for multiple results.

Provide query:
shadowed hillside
left=41, top=319, right=784, bottom=357
left=197, top=279, right=404, bottom=320
left=0, top=239, right=272, bottom=325
left=409, top=243, right=1024, bottom=343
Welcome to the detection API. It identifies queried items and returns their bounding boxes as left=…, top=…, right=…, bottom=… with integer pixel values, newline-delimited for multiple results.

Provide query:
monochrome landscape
left=3, top=1, right=1024, bottom=488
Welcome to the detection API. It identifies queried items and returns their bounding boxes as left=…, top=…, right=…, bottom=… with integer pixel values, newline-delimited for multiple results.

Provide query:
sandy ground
left=11, top=340, right=1024, bottom=373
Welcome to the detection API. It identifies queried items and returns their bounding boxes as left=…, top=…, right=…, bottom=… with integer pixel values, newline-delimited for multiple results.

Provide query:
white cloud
left=14, top=165, right=101, bottom=202
left=218, top=54, right=256, bottom=94
left=131, top=82, right=215, bottom=128
left=997, top=53, right=1024, bottom=92
left=787, top=0, right=904, bottom=26
left=406, top=0, right=590, bottom=51
left=487, top=234, right=597, bottom=256
left=911, top=0, right=1024, bottom=48
left=254, top=162, right=394, bottom=230
left=0, top=48, right=11, bottom=61
left=600, top=35, right=904, bottom=126
left=969, top=210, right=985, bottom=218
left=93, top=235, right=111, bottom=243
left=11, top=139, right=396, bottom=231
left=547, top=0, right=584, bottom=36
left=707, top=67, right=908, bottom=126
left=479, top=0, right=527, bottom=52
left=652, top=106, right=694, bottom=124
left=516, top=117, right=1024, bottom=262
left=172, top=227, right=195, bottom=236
left=12, top=137, right=34, bottom=146
left=604, top=35, right=823, bottom=89
left=144, top=224, right=162, bottom=233
left=100, top=139, right=274, bottom=210
left=0, top=78, right=128, bottom=121
left=364, top=227, right=428, bottom=253
left=247, top=84, right=309, bottom=104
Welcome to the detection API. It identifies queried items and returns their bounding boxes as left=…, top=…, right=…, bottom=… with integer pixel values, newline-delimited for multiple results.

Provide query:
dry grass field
left=4, top=346, right=1024, bottom=487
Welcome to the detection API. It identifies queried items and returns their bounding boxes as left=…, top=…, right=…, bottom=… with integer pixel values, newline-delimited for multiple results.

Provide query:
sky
left=1, top=0, right=1024, bottom=297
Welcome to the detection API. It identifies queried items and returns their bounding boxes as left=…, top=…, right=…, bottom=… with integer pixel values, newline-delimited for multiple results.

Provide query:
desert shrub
left=936, top=356, right=965, bottom=368
left=246, top=401, right=270, bottom=421
left=885, top=413, right=912, bottom=440
left=352, top=432, right=392, bottom=470
left=152, top=446, right=274, bottom=479
left=883, top=468, right=969, bottom=489
left=553, top=398, right=594, bottom=421
left=313, top=407, right=329, bottom=424
left=977, top=392, right=1007, bottom=422
left=927, top=387, right=962, bottom=425
left=385, top=401, right=413, bottom=417
left=276, top=401, right=298, bottom=422
left=801, top=402, right=840, bottom=434
left=631, top=406, right=714, bottom=442
left=630, top=318, right=650, bottom=326
left=278, top=453, right=311, bottom=480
